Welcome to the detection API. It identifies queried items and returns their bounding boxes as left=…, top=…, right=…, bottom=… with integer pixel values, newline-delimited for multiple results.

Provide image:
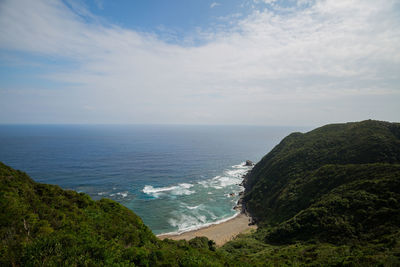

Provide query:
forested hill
left=218, top=120, right=400, bottom=265
left=0, top=162, right=229, bottom=266
left=243, top=120, right=400, bottom=242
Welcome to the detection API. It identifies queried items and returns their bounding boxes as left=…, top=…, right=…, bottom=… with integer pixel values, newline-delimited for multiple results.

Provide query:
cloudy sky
left=0, top=0, right=399, bottom=126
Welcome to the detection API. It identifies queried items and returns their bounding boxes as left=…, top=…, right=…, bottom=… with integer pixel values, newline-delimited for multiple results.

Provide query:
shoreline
left=157, top=164, right=256, bottom=246
left=157, top=213, right=256, bottom=246
left=157, top=211, right=241, bottom=237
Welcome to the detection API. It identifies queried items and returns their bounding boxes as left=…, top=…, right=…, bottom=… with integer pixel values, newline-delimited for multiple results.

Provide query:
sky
left=0, top=0, right=399, bottom=126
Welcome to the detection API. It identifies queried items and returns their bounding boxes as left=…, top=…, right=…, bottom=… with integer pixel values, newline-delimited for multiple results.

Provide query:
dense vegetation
left=0, top=162, right=229, bottom=266
left=245, top=120, right=400, bottom=225
left=222, top=120, right=400, bottom=265
left=1, top=120, right=400, bottom=266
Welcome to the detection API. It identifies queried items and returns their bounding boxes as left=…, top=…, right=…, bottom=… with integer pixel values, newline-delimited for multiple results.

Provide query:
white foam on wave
left=220, top=176, right=241, bottom=187
left=163, top=211, right=241, bottom=236
left=159, top=161, right=253, bottom=235
left=149, top=161, right=254, bottom=235
left=225, top=168, right=247, bottom=177
left=180, top=203, right=204, bottom=210
left=168, top=214, right=199, bottom=231
left=212, top=175, right=222, bottom=180
left=204, top=209, right=217, bottom=220
left=143, top=183, right=195, bottom=198
left=143, top=185, right=177, bottom=194
left=197, top=180, right=209, bottom=188
left=187, top=205, right=201, bottom=210
left=116, top=191, right=128, bottom=198
left=232, top=162, right=248, bottom=168
left=201, top=174, right=242, bottom=189
left=197, top=162, right=252, bottom=190
left=179, top=183, right=193, bottom=189
left=109, top=192, right=128, bottom=198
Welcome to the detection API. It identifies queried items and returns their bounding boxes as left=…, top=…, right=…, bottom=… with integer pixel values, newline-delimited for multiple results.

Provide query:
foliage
left=0, top=162, right=228, bottom=266
left=264, top=163, right=400, bottom=244
left=221, top=232, right=400, bottom=266
left=222, top=120, right=400, bottom=266
left=245, top=120, right=400, bottom=225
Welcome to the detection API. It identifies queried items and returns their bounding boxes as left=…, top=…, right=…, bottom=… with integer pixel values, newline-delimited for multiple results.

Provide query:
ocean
left=0, top=124, right=306, bottom=234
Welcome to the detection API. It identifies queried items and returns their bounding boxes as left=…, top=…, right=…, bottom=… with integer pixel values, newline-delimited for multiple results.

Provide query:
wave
left=109, top=191, right=129, bottom=198
left=116, top=191, right=128, bottom=198
left=143, top=161, right=251, bottom=198
left=143, top=183, right=195, bottom=198
left=146, top=161, right=253, bottom=234
left=143, top=185, right=177, bottom=194
left=186, top=205, right=202, bottom=210
left=231, top=162, right=249, bottom=169
left=198, top=163, right=251, bottom=190
left=162, top=212, right=241, bottom=236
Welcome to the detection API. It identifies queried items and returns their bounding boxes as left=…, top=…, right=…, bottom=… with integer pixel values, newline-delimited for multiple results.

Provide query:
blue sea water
left=0, top=124, right=306, bottom=234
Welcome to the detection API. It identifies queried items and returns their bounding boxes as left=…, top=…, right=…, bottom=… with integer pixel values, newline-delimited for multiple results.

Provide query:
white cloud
left=210, top=2, right=220, bottom=8
left=0, top=0, right=399, bottom=125
left=254, top=0, right=278, bottom=4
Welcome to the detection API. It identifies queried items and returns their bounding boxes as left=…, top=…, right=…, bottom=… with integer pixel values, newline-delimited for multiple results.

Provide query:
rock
left=245, top=160, right=254, bottom=166
left=229, top=193, right=235, bottom=197
left=233, top=204, right=242, bottom=211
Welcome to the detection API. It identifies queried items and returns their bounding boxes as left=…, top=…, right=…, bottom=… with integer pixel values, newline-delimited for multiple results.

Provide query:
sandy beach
left=157, top=213, right=256, bottom=246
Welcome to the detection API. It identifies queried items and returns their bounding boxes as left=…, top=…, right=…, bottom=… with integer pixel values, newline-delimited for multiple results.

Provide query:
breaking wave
left=143, top=183, right=195, bottom=198
left=145, top=161, right=253, bottom=235
left=164, top=212, right=241, bottom=235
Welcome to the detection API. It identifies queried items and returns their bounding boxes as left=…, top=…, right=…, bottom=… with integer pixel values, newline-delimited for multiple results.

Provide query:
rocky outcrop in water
left=245, top=160, right=254, bottom=166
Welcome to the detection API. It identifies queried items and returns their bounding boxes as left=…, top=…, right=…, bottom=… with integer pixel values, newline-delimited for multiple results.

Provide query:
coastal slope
left=245, top=120, right=400, bottom=226
left=222, top=120, right=400, bottom=265
left=0, top=162, right=230, bottom=266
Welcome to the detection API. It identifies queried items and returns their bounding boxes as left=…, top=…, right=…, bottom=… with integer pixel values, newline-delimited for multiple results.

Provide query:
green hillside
left=245, top=120, right=400, bottom=226
left=264, top=163, right=400, bottom=244
left=222, top=120, right=400, bottom=265
left=0, top=162, right=229, bottom=266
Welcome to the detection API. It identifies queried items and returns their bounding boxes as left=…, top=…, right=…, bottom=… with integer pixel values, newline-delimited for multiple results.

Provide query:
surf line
left=156, top=160, right=255, bottom=237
